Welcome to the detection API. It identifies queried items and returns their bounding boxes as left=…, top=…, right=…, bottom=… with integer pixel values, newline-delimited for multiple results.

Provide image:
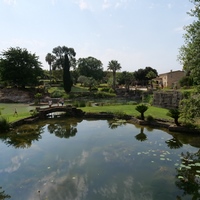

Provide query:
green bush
left=146, top=115, right=154, bottom=121
left=100, top=87, right=110, bottom=92
left=108, top=88, right=115, bottom=93
left=127, top=101, right=138, bottom=105
left=50, top=90, right=64, bottom=98
left=135, top=104, right=148, bottom=120
left=114, top=111, right=127, bottom=119
left=93, top=91, right=116, bottom=98
left=86, top=101, right=93, bottom=107
left=73, top=101, right=86, bottom=107
left=0, top=117, right=10, bottom=132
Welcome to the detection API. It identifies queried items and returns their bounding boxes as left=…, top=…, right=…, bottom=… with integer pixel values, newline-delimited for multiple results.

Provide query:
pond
left=0, top=118, right=200, bottom=200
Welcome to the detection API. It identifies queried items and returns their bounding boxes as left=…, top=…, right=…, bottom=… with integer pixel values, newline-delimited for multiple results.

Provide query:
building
left=156, top=70, right=185, bottom=88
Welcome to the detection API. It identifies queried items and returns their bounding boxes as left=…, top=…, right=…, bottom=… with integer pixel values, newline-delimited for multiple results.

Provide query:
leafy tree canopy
left=0, top=47, right=43, bottom=87
left=178, top=0, right=200, bottom=85
left=77, top=57, right=103, bottom=81
left=51, top=46, right=76, bottom=93
left=134, top=66, right=158, bottom=85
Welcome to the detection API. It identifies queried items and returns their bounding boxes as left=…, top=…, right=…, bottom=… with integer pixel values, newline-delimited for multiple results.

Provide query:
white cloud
left=167, top=3, right=172, bottom=9
left=77, top=0, right=91, bottom=10
left=3, top=0, right=16, bottom=5
left=102, top=0, right=111, bottom=10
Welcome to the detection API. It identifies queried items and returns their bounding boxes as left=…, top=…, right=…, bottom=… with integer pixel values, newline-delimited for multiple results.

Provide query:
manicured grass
left=0, top=103, right=172, bottom=123
left=80, top=105, right=172, bottom=120
left=0, top=103, right=36, bottom=122
left=48, top=85, right=89, bottom=94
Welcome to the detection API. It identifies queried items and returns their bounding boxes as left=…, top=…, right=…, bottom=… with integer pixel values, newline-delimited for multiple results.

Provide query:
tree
left=52, top=46, right=76, bottom=93
left=135, top=104, right=148, bottom=120
left=77, top=57, right=104, bottom=81
left=45, top=53, right=56, bottom=83
left=118, top=71, right=135, bottom=91
left=0, top=47, right=43, bottom=88
left=179, top=87, right=200, bottom=123
left=167, top=108, right=180, bottom=126
left=177, top=0, right=200, bottom=122
left=146, top=70, right=157, bottom=88
left=107, top=60, right=122, bottom=90
left=178, top=0, right=200, bottom=85
left=77, top=75, right=88, bottom=86
left=134, top=67, right=158, bottom=86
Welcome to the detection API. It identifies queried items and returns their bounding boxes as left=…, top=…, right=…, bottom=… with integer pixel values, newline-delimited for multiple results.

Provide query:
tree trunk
left=174, top=118, right=180, bottom=126
left=141, top=112, right=144, bottom=120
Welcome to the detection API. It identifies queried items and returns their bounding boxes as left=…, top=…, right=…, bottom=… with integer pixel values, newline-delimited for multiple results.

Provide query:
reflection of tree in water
left=135, top=127, right=147, bottom=142
left=0, top=125, right=44, bottom=149
left=108, top=119, right=126, bottom=129
left=0, top=186, right=11, bottom=200
left=175, top=150, right=200, bottom=200
left=165, top=137, right=183, bottom=149
left=47, top=121, right=78, bottom=139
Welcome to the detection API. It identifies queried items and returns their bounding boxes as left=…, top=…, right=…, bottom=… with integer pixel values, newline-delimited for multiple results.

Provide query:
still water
left=0, top=118, right=200, bottom=200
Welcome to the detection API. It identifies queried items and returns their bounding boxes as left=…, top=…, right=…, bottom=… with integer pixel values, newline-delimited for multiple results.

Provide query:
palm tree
left=45, top=53, right=56, bottom=83
left=107, top=60, right=121, bottom=90
left=135, top=104, right=148, bottom=120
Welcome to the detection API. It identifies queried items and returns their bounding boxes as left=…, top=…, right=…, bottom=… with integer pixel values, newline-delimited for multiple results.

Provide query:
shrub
left=73, top=101, right=86, bottom=107
left=30, top=109, right=39, bottom=117
left=93, top=91, right=116, bottom=98
left=127, top=101, right=137, bottom=105
left=146, top=115, right=154, bottom=121
left=0, top=117, right=10, bottom=132
left=135, top=104, right=148, bottom=120
left=86, top=101, right=93, bottom=107
left=114, top=111, right=127, bottom=119
left=50, top=90, right=64, bottom=98
left=100, top=87, right=110, bottom=92
left=167, top=108, right=180, bottom=126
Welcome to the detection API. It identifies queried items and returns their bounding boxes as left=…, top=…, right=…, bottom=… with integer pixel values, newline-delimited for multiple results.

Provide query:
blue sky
left=0, top=0, right=194, bottom=74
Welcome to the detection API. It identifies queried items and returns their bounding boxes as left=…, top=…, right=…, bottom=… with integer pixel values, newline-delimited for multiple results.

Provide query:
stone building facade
left=156, top=70, right=185, bottom=88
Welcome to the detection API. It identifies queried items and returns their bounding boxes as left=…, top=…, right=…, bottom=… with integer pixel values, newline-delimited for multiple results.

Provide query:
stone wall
left=153, top=91, right=182, bottom=109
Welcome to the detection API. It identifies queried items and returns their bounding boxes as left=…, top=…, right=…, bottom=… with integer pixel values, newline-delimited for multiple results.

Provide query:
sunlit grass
left=80, top=105, right=171, bottom=120
left=0, top=103, right=35, bottom=122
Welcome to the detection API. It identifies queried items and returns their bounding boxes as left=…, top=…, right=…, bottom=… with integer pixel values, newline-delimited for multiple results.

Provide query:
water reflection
left=0, top=187, right=10, bottom=200
left=135, top=127, right=147, bottom=142
left=1, top=119, right=200, bottom=199
left=108, top=119, right=126, bottom=129
left=47, top=122, right=77, bottom=138
left=0, top=125, right=44, bottom=148
left=165, top=137, right=183, bottom=149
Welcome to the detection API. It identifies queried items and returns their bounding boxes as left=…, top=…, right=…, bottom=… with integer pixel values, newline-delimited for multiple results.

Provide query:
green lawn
left=80, top=105, right=172, bottom=120
left=0, top=103, right=172, bottom=123
left=0, top=103, right=36, bottom=122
